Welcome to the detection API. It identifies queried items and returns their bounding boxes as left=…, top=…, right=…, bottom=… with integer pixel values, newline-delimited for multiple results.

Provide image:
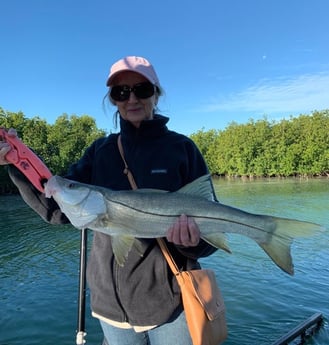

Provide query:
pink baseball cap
left=106, top=56, right=161, bottom=88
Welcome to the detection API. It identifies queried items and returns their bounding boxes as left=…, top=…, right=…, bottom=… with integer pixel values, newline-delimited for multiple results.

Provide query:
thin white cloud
left=204, top=72, right=329, bottom=115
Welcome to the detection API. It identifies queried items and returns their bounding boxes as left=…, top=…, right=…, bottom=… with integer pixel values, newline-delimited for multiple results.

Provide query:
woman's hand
left=166, top=214, right=200, bottom=247
left=0, top=128, right=17, bottom=165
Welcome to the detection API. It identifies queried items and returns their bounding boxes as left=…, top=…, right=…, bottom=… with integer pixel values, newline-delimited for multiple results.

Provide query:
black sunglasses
left=110, top=82, right=156, bottom=102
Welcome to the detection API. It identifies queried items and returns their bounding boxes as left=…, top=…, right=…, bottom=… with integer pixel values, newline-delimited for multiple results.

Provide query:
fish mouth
left=45, top=175, right=66, bottom=199
left=44, top=179, right=57, bottom=198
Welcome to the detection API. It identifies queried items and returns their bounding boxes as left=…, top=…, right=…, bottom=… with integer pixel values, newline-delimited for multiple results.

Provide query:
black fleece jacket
left=8, top=114, right=217, bottom=326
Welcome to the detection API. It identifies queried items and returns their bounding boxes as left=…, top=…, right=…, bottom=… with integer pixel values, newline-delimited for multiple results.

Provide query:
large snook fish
left=45, top=175, right=323, bottom=274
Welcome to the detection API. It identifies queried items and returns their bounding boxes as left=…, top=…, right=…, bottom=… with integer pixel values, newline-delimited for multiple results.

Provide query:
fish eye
left=68, top=182, right=76, bottom=189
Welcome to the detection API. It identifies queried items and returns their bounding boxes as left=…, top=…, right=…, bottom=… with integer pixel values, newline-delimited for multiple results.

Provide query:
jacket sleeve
left=176, top=239, right=218, bottom=260
left=7, top=165, right=69, bottom=224
left=7, top=140, right=99, bottom=224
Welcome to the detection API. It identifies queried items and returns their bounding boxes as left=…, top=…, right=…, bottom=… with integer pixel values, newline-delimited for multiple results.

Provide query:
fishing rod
left=76, top=228, right=88, bottom=345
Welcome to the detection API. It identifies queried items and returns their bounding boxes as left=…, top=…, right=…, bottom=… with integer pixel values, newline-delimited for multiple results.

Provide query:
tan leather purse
left=117, top=135, right=228, bottom=345
left=157, top=239, right=227, bottom=345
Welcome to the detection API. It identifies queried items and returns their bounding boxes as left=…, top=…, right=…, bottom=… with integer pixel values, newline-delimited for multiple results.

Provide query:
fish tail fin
left=258, top=218, right=324, bottom=275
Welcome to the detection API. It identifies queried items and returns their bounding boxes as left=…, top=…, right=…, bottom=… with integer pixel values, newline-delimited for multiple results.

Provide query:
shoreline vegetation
left=1, top=107, right=328, bottom=195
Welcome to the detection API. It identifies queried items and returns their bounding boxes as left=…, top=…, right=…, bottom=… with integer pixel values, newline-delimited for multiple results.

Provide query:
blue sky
left=1, top=0, right=328, bottom=135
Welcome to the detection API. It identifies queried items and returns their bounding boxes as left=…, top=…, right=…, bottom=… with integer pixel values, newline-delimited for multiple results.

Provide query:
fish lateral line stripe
left=107, top=199, right=278, bottom=236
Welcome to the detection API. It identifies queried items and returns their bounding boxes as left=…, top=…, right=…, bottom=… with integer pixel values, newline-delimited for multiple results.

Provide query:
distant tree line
left=190, top=110, right=329, bottom=178
left=1, top=107, right=328, bottom=194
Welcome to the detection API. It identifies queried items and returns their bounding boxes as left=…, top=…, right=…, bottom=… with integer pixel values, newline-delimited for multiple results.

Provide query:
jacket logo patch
left=151, top=169, right=167, bottom=174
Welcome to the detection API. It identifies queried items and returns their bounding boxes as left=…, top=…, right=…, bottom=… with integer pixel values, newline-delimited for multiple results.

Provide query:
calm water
left=0, top=178, right=328, bottom=345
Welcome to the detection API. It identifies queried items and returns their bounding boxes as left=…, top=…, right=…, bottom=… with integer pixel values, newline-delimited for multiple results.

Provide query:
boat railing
left=271, top=312, right=324, bottom=345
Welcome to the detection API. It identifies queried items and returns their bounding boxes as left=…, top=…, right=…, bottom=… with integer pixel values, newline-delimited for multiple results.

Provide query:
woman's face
left=111, top=71, right=158, bottom=128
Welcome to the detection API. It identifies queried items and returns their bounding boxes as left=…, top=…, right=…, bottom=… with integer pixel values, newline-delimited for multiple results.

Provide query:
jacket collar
left=120, top=114, right=169, bottom=142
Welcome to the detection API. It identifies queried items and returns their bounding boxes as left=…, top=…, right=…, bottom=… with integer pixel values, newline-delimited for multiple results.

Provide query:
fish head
left=45, top=175, right=89, bottom=203
left=45, top=175, right=107, bottom=228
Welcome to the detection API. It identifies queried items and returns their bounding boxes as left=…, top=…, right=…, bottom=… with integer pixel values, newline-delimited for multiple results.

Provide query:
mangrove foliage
left=190, top=110, right=329, bottom=177
left=1, top=107, right=328, bottom=193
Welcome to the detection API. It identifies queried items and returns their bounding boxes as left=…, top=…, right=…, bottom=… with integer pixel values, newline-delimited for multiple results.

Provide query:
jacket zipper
left=113, top=259, right=129, bottom=323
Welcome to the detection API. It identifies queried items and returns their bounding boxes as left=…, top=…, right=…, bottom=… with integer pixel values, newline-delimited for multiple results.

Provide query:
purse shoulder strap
left=117, top=135, right=138, bottom=190
left=156, top=237, right=180, bottom=275
left=117, top=134, right=180, bottom=275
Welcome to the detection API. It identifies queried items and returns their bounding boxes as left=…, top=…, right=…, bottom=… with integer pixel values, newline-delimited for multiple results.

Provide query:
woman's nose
left=127, top=90, right=138, bottom=102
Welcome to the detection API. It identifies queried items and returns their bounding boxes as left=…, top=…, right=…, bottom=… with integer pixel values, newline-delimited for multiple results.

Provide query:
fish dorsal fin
left=177, top=174, right=214, bottom=201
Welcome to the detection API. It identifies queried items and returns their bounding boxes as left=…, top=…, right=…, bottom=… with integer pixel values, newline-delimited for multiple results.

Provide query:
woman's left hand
left=166, top=214, right=200, bottom=247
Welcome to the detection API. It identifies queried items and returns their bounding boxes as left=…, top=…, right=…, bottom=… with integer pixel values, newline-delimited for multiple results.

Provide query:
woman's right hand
left=0, top=128, right=18, bottom=165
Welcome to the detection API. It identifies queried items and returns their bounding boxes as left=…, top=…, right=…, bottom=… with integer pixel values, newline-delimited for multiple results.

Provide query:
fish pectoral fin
left=133, top=239, right=145, bottom=257
left=202, top=233, right=231, bottom=253
left=111, top=236, right=135, bottom=266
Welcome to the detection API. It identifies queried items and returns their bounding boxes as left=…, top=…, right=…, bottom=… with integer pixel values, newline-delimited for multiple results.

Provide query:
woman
left=0, top=56, right=217, bottom=345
